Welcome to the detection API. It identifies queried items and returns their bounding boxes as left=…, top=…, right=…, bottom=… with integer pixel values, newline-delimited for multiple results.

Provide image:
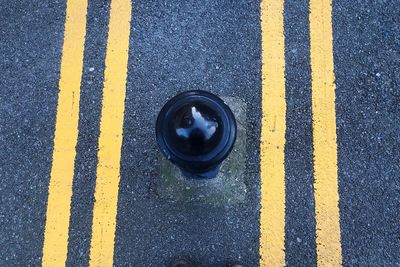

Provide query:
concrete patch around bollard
left=155, top=97, right=247, bottom=206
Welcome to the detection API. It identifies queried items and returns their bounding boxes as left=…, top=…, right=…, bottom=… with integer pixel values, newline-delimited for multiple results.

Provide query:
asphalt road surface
left=0, top=0, right=399, bottom=266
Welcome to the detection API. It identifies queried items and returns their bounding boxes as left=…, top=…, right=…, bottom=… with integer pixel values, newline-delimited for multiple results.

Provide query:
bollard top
left=156, top=90, right=237, bottom=175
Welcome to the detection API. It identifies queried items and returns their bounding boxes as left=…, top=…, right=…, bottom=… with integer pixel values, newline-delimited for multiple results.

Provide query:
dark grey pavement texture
left=334, top=0, right=400, bottom=265
left=0, top=1, right=65, bottom=266
left=115, top=1, right=261, bottom=266
left=283, top=0, right=317, bottom=266
left=0, top=0, right=399, bottom=266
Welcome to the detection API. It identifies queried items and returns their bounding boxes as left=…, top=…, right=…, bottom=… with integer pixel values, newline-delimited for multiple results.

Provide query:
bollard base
left=155, top=97, right=247, bottom=206
left=180, top=165, right=221, bottom=179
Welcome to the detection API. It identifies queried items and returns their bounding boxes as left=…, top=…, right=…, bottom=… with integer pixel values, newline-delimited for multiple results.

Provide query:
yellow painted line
left=259, top=0, right=286, bottom=266
left=42, top=0, right=88, bottom=265
left=309, top=0, right=342, bottom=266
left=88, top=0, right=131, bottom=265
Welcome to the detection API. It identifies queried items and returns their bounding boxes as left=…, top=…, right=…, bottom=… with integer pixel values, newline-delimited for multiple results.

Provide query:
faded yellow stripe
left=42, top=0, right=88, bottom=265
left=259, top=0, right=286, bottom=266
left=88, top=0, right=131, bottom=265
left=309, top=0, right=342, bottom=266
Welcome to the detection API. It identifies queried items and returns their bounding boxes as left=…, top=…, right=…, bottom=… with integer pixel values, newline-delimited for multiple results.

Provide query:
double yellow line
left=259, top=0, right=342, bottom=266
left=42, top=0, right=131, bottom=266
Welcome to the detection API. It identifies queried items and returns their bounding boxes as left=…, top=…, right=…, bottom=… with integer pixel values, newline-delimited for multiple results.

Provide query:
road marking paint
left=88, top=0, right=131, bottom=265
left=309, top=0, right=342, bottom=265
left=42, top=0, right=88, bottom=265
left=259, top=0, right=287, bottom=265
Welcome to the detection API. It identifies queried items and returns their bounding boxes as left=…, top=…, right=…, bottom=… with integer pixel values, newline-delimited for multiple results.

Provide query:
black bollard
left=156, top=90, right=237, bottom=179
